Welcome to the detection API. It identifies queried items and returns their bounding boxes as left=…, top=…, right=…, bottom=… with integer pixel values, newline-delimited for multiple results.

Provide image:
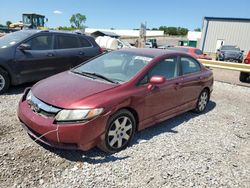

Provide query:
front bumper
left=18, top=99, right=109, bottom=151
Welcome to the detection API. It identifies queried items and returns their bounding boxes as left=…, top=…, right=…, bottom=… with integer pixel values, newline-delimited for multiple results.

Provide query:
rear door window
left=56, top=35, right=80, bottom=49
left=180, top=56, right=201, bottom=75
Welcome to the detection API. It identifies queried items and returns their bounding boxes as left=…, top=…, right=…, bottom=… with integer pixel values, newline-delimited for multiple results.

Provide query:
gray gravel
left=0, top=81, right=250, bottom=188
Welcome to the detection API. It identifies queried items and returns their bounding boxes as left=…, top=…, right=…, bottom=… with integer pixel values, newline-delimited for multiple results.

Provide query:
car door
left=141, top=56, right=183, bottom=125
left=178, top=55, right=204, bottom=106
left=14, top=33, right=57, bottom=82
left=76, top=36, right=98, bottom=65
left=54, top=34, right=83, bottom=70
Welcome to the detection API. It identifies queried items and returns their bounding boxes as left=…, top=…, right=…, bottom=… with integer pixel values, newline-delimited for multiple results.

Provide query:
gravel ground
left=0, top=81, right=250, bottom=188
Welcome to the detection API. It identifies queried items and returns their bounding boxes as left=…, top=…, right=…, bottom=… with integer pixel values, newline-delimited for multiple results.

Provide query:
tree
left=58, top=26, right=76, bottom=31
left=6, top=21, right=12, bottom=28
left=177, top=27, right=188, bottom=36
left=159, top=26, right=188, bottom=36
left=167, top=27, right=178, bottom=35
left=70, top=13, right=86, bottom=29
left=194, top=28, right=201, bottom=32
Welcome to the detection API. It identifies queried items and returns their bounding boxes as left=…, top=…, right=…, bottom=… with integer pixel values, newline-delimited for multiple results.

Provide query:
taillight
left=244, top=59, right=249, bottom=64
left=99, top=48, right=105, bottom=53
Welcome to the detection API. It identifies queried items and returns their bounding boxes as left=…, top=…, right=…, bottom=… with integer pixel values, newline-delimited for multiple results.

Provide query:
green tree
left=70, top=13, right=86, bottom=29
left=194, top=28, right=201, bottom=32
left=6, top=21, right=12, bottom=28
left=177, top=27, right=188, bottom=36
left=58, top=26, right=75, bottom=31
left=167, top=27, right=178, bottom=35
left=159, top=26, right=188, bottom=36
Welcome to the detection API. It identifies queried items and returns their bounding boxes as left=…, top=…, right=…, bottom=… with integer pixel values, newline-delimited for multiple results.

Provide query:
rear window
left=195, top=49, right=203, bottom=55
left=56, top=35, right=80, bottom=49
left=168, top=47, right=189, bottom=52
left=221, top=46, right=240, bottom=51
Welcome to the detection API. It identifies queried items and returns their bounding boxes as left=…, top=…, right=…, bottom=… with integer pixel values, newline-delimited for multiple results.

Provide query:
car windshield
left=168, top=47, right=189, bottom=52
left=221, top=46, right=240, bottom=51
left=0, top=31, right=31, bottom=48
left=73, top=51, right=153, bottom=83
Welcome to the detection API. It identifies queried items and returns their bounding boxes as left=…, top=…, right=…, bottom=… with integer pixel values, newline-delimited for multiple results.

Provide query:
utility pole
left=139, top=22, right=146, bottom=48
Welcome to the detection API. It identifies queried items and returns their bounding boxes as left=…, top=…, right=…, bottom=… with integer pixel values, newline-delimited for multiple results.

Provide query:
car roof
left=118, top=48, right=187, bottom=58
left=18, top=29, right=87, bottom=36
left=170, top=46, right=198, bottom=50
left=221, top=45, right=236, bottom=47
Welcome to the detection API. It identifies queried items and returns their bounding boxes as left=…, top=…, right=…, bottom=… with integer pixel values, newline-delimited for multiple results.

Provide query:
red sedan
left=18, top=49, right=213, bottom=153
left=239, top=50, right=250, bottom=82
left=168, top=46, right=212, bottom=60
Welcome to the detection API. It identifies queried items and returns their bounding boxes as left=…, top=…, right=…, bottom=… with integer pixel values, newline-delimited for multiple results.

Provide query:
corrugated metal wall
left=200, top=19, right=250, bottom=54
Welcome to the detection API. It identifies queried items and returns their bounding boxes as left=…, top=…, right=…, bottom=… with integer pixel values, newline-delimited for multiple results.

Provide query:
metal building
left=200, top=17, right=250, bottom=54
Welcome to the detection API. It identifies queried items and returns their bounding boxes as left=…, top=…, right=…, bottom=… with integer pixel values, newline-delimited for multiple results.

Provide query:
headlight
left=55, top=108, right=103, bottom=122
left=26, top=89, right=33, bottom=101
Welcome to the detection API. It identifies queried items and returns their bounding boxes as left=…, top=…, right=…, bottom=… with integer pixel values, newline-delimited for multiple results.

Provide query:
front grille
left=27, top=94, right=61, bottom=118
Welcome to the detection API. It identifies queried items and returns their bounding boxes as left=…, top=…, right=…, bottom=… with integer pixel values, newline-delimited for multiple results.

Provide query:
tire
left=239, top=72, right=249, bottom=82
left=0, top=68, right=10, bottom=94
left=194, top=89, right=209, bottom=113
left=98, top=109, right=136, bottom=153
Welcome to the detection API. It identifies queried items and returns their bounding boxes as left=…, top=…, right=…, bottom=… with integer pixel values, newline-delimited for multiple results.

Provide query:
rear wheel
left=194, top=89, right=209, bottom=113
left=239, top=72, right=249, bottom=82
left=98, top=109, right=136, bottom=153
left=0, top=68, right=10, bottom=94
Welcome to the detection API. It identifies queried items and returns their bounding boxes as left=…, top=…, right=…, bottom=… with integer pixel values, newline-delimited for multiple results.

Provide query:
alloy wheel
left=107, top=116, right=133, bottom=149
left=0, top=74, right=5, bottom=91
left=198, top=91, right=208, bottom=111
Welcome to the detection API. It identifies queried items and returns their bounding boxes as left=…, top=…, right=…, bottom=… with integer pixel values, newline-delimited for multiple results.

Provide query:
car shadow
left=132, top=100, right=216, bottom=145
left=5, top=82, right=35, bottom=95
left=35, top=101, right=216, bottom=164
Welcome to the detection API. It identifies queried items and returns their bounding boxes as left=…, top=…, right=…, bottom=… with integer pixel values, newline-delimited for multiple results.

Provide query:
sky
left=0, top=0, right=249, bottom=30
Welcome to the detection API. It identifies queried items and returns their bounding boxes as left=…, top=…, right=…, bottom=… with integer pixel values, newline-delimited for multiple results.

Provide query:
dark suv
left=0, top=30, right=102, bottom=93
left=216, top=45, right=244, bottom=63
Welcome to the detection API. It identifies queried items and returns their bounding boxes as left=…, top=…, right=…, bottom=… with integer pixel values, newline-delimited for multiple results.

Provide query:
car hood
left=32, top=71, right=119, bottom=108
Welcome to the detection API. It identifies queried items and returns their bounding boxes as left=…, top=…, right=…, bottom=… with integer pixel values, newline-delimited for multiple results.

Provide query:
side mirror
left=148, top=75, right=166, bottom=90
left=217, top=49, right=220, bottom=52
left=18, top=43, right=31, bottom=51
left=241, top=50, right=244, bottom=53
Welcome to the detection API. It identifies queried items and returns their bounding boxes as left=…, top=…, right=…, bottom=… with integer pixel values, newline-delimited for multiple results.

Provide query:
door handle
left=79, top=51, right=85, bottom=55
left=47, top=53, right=54, bottom=57
left=175, top=82, right=183, bottom=86
left=174, top=82, right=183, bottom=89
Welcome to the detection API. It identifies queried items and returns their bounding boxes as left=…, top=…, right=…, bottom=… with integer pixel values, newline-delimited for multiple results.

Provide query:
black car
left=216, top=45, right=244, bottom=63
left=0, top=30, right=102, bottom=93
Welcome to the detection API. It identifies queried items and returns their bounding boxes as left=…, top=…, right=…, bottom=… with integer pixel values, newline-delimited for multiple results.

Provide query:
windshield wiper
left=73, top=70, right=119, bottom=84
left=85, top=72, right=119, bottom=84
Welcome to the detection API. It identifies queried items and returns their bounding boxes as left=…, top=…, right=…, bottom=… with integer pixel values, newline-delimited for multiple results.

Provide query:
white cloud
left=53, top=10, right=62, bottom=14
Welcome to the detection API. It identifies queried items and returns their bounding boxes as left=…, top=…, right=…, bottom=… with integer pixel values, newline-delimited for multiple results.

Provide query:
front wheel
left=98, top=109, right=136, bottom=153
left=0, top=68, right=10, bottom=94
left=194, top=89, right=209, bottom=113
